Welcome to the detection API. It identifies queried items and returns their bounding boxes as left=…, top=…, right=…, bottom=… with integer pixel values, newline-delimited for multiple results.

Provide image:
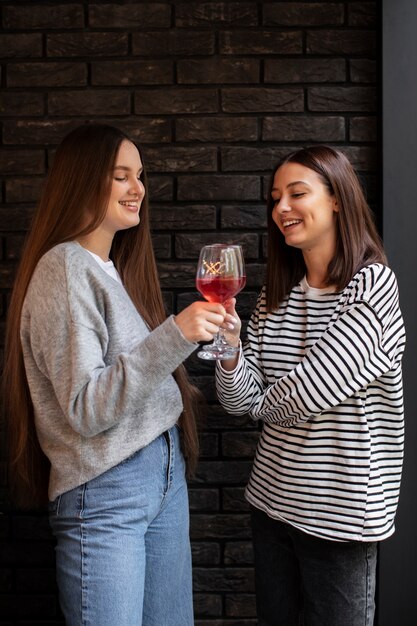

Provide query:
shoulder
left=25, top=242, right=107, bottom=320
left=342, top=264, right=400, bottom=320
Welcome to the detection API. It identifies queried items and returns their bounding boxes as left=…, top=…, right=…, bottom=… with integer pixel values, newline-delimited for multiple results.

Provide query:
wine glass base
left=197, top=344, right=239, bottom=361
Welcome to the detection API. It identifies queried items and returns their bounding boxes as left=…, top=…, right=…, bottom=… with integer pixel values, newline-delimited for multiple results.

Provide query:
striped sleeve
left=216, top=266, right=402, bottom=426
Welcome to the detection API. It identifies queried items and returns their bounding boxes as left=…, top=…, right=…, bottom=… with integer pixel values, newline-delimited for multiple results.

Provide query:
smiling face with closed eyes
left=271, top=162, right=339, bottom=259
left=101, top=139, right=145, bottom=237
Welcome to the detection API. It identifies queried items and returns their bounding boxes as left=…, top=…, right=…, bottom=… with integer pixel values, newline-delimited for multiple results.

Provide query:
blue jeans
left=49, top=426, right=193, bottom=626
left=251, top=506, right=377, bottom=626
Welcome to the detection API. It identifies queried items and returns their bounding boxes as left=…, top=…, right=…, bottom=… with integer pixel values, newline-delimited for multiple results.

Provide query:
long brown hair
left=3, top=123, right=200, bottom=509
left=266, top=145, right=387, bottom=310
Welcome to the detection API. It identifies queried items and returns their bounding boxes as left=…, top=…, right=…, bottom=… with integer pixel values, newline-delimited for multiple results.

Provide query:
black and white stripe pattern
left=216, top=264, right=405, bottom=541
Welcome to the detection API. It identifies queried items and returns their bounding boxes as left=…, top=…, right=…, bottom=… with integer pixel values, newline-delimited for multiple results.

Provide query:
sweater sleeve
left=216, top=265, right=404, bottom=426
left=22, top=250, right=197, bottom=437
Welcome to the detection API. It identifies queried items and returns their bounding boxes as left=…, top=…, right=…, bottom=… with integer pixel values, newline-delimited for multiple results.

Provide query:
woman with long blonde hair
left=3, top=123, right=229, bottom=626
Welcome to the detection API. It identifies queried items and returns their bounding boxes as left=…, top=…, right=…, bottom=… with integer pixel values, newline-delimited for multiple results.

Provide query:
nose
left=275, top=197, right=291, bottom=214
left=129, top=178, right=145, bottom=198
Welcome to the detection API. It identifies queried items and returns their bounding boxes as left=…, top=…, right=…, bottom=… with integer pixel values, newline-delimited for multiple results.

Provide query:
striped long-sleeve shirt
left=216, top=263, right=405, bottom=542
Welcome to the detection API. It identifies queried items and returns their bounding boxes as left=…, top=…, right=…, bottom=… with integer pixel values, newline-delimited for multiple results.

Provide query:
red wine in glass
left=196, top=244, right=245, bottom=360
left=196, top=275, right=246, bottom=304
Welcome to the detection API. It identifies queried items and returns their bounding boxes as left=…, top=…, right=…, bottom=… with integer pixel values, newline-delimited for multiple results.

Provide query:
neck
left=77, top=232, right=113, bottom=262
left=302, top=248, right=333, bottom=289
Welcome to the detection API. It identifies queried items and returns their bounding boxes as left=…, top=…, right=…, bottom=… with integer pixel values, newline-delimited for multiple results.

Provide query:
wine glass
left=196, top=244, right=246, bottom=360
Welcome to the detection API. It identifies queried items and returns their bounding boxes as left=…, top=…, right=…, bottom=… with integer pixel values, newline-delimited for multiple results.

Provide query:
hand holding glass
left=196, top=244, right=246, bottom=360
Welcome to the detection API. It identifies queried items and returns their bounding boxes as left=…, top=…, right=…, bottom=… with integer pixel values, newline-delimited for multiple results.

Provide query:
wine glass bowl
left=196, top=244, right=246, bottom=360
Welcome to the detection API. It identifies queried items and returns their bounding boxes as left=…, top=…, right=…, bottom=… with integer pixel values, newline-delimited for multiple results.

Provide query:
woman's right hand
left=174, top=301, right=227, bottom=343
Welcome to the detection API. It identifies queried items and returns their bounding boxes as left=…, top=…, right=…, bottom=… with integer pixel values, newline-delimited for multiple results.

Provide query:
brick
left=89, top=2, right=171, bottom=28
left=193, top=566, right=254, bottom=592
left=150, top=205, right=216, bottom=230
left=226, top=593, right=256, bottom=617
left=264, top=2, right=344, bottom=26
left=202, top=403, right=255, bottom=432
left=157, top=262, right=196, bottom=288
left=48, top=90, right=131, bottom=116
left=7, top=62, right=87, bottom=88
left=91, top=60, right=173, bottom=86
left=4, top=234, right=27, bottom=261
left=0, top=207, right=34, bottom=232
left=348, top=2, right=377, bottom=27
left=263, top=115, right=345, bottom=142
left=223, top=487, right=251, bottom=511
left=3, top=120, right=80, bottom=146
left=350, top=59, right=377, bottom=83
left=177, top=175, right=260, bottom=201
left=349, top=116, right=377, bottom=142
left=176, top=3, right=258, bottom=27
left=224, top=541, right=254, bottom=565
left=193, top=593, right=222, bottom=617
left=135, top=88, right=218, bottom=114
left=132, top=31, right=215, bottom=56
left=192, top=543, right=222, bottom=567
left=110, top=118, right=172, bottom=144
left=152, top=234, right=171, bottom=259
left=220, top=30, right=302, bottom=55
left=5, top=178, right=44, bottom=204
left=0, top=34, right=42, bottom=58
left=176, top=117, right=258, bottom=143
left=193, top=461, right=253, bottom=486
left=143, top=146, right=217, bottom=172
left=177, top=59, right=259, bottom=84
left=3, top=4, right=84, bottom=29
left=221, top=146, right=290, bottom=172
left=47, top=33, right=128, bottom=57
left=175, top=233, right=258, bottom=259
left=0, top=92, right=44, bottom=117
left=0, top=150, right=44, bottom=175
left=199, top=432, right=219, bottom=457
left=222, top=432, right=259, bottom=457
left=265, top=58, right=346, bottom=83
left=222, top=88, right=304, bottom=113
left=147, top=176, right=173, bottom=201
left=188, top=489, right=220, bottom=512
left=339, top=146, right=377, bottom=171
left=221, top=205, right=266, bottom=230
left=308, top=86, right=376, bottom=112
left=307, top=30, right=376, bottom=55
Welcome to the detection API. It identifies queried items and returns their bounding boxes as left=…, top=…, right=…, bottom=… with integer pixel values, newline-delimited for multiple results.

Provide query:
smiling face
left=271, top=162, right=339, bottom=256
left=101, top=139, right=145, bottom=237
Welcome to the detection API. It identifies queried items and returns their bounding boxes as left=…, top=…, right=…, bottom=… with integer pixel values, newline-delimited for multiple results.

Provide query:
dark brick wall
left=0, top=1, right=378, bottom=624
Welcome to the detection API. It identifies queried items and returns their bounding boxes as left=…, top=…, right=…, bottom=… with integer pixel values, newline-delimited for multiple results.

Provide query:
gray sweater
left=20, top=241, right=197, bottom=500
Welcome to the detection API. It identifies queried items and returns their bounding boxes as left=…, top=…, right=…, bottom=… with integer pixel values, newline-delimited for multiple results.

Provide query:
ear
left=333, top=197, right=339, bottom=213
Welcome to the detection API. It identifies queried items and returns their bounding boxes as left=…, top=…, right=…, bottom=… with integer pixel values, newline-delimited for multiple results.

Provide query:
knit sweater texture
left=20, top=241, right=197, bottom=501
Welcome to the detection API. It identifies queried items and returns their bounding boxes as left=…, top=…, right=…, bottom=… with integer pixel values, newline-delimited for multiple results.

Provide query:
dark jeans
left=250, top=506, right=377, bottom=626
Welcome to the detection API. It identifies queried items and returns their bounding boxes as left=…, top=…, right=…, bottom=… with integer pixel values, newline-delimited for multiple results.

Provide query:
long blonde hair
left=3, top=123, right=200, bottom=509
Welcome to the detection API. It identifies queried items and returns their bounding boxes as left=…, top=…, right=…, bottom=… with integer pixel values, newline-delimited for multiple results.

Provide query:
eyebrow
left=271, top=180, right=311, bottom=192
left=113, top=165, right=143, bottom=173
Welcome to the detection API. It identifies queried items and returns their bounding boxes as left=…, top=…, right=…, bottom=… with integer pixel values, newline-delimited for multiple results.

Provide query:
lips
left=119, top=200, right=139, bottom=210
left=282, top=218, right=302, bottom=229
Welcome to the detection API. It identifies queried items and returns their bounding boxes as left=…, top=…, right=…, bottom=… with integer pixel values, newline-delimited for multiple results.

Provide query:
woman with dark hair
left=216, top=146, right=405, bottom=625
left=3, top=123, right=229, bottom=626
